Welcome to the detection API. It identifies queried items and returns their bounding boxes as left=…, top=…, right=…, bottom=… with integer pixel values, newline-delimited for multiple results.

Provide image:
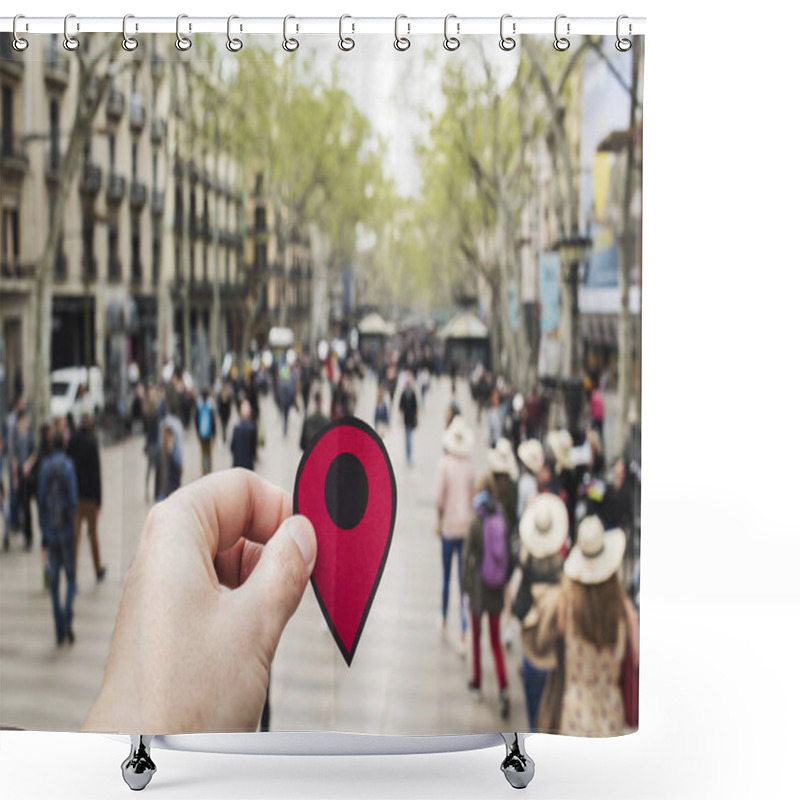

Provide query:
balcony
left=151, top=117, right=166, bottom=145
left=106, top=172, right=126, bottom=204
left=80, top=163, right=102, bottom=195
left=129, top=102, right=146, bottom=133
left=151, top=52, right=165, bottom=81
left=130, top=180, right=147, bottom=211
left=151, top=189, right=165, bottom=216
left=44, top=53, right=70, bottom=90
left=82, top=255, right=98, bottom=283
left=0, top=259, right=34, bottom=280
left=107, top=89, right=125, bottom=121
left=1, top=136, right=29, bottom=178
left=108, top=257, right=122, bottom=283
left=0, top=34, right=24, bottom=80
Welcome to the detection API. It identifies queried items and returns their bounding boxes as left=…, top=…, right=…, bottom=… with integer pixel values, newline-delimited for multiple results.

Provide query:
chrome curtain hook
left=175, top=13, right=192, bottom=51
left=553, top=14, right=570, bottom=51
left=12, top=14, right=29, bottom=51
left=444, top=14, right=460, bottom=51
left=338, top=14, right=355, bottom=51
left=63, top=13, right=79, bottom=51
left=122, top=14, right=138, bottom=51
left=394, top=14, right=410, bottom=51
left=283, top=15, right=299, bottom=52
left=227, top=15, right=243, bottom=52
left=615, top=14, right=632, bottom=51
left=499, top=14, right=516, bottom=51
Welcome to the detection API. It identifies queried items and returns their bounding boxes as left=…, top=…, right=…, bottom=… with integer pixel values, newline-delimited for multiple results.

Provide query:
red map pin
left=294, top=417, right=397, bottom=666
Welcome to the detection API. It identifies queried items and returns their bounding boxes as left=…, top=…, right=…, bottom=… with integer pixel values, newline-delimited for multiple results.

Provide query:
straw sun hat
left=546, top=429, right=574, bottom=471
left=517, top=439, right=544, bottom=474
left=564, top=515, right=626, bottom=585
left=442, top=415, right=475, bottom=458
left=488, top=437, right=520, bottom=480
left=519, top=493, right=568, bottom=559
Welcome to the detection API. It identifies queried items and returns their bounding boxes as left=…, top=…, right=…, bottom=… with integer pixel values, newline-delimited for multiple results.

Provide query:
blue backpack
left=198, top=402, right=213, bottom=440
left=480, top=509, right=508, bottom=589
left=44, top=459, right=71, bottom=532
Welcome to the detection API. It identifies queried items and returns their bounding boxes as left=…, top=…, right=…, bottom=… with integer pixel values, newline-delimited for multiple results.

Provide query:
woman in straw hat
left=516, top=438, right=544, bottom=520
left=516, top=493, right=568, bottom=731
left=487, top=437, right=520, bottom=650
left=462, top=473, right=511, bottom=719
left=557, top=515, right=639, bottom=736
left=435, top=416, right=475, bottom=651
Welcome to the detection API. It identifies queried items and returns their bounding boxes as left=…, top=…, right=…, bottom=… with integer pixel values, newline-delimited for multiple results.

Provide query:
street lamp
left=556, top=226, right=592, bottom=437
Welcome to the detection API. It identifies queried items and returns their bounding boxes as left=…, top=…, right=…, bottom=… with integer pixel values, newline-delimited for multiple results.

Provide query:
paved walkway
left=1, top=377, right=530, bottom=734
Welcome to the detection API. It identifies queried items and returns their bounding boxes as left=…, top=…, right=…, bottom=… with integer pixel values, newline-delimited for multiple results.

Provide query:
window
left=1, top=85, right=14, bottom=154
left=131, top=218, right=141, bottom=280
left=108, top=133, right=116, bottom=172
left=49, top=99, right=60, bottom=168
left=1, top=208, right=20, bottom=269
left=132, top=142, right=138, bottom=180
left=152, top=153, right=158, bottom=189
left=108, top=222, right=120, bottom=280
left=152, top=235, right=161, bottom=286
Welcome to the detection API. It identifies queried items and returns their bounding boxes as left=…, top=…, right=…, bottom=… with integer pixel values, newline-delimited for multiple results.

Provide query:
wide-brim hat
left=564, top=515, right=626, bottom=585
left=547, top=429, right=574, bottom=471
left=442, top=415, right=475, bottom=457
left=518, top=439, right=544, bottom=474
left=488, top=437, right=519, bottom=480
left=520, top=493, right=568, bottom=559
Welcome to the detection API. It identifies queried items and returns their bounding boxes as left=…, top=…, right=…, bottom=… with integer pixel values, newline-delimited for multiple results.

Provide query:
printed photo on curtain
left=0, top=27, right=643, bottom=740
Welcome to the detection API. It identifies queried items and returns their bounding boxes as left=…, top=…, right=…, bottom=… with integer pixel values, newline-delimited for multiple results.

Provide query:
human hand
left=82, top=469, right=316, bottom=734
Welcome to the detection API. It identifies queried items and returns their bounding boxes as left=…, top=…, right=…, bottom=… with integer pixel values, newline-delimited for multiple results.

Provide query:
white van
left=50, top=366, right=104, bottom=421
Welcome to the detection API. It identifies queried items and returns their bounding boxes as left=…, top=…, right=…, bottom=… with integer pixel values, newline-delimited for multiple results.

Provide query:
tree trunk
left=31, top=61, right=112, bottom=428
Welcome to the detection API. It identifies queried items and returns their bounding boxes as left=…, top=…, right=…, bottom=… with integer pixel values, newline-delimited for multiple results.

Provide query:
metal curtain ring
left=615, top=15, right=632, bottom=51
left=499, top=14, right=516, bottom=51
left=122, top=14, right=138, bottom=51
left=283, top=15, right=299, bottom=52
left=227, top=15, right=243, bottom=52
left=553, top=14, right=570, bottom=51
left=339, top=14, right=355, bottom=51
left=444, top=14, right=460, bottom=51
left=394, top=14, right=410, bottom=51
left=12, top=15, right=29, bottom=51
left=175, top=14, right=192, bottom=51
left=63, top=13, right=79, bottom=51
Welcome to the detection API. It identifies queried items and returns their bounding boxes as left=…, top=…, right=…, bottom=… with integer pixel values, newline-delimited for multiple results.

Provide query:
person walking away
left=486, top=388, right=505, bottom=449
left=514, top=493, right=568, bottom=731
left=462, top=474, right=511, bottom=719
left=435, top=416, right=475, bottom=654
left=525, top=386, right=544, bottom=442
left=12, top=408, right=36, bottom=551
left=278, top=363, right=296, bottom=439
left=300, top=391, right=330, bottom=452
left=37, top=431, right=78, bottom=646
left=33, top=423, right=54, bottom=587
left=155, top=426, right=182, bottom=501
left=195, top=388, right=217, bottom=476
left=231, top=400, right=258, bottom=470
left=398, top=372, right=418, bottom=467
left=218, top=382, right=232, bottom=445
left=589, top=384, right=605, bottom=442
left=300, top=353, right=313, bottom=414
left=517, top=439, right=544, bottom=520
left=418, top=366, right=431, bottom=409
left=142, top=387, right=160, bottom=501
left=488, top=437, right=520, bottom=650
left=444, top=380, right=461, bottom=429
left=68, top=412, right=106, bottom=583
left=557, top=515, right=639, bottom=736
left=547, top=429, right=578, bottom=540
left=4, top=395, right=24, bottom=538
left=374, top=384, right=390, bottom=439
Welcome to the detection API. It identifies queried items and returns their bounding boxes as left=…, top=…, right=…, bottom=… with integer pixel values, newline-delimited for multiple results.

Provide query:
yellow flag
left=593, top=152, right=612, bottom=221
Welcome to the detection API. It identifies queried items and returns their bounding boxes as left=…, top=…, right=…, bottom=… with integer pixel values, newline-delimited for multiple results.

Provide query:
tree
left=31, top=36, right=127, bottom=427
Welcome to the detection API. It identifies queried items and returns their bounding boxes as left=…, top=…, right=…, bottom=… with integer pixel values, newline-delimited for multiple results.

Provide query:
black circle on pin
left=324, top=452, right=369, bottom=530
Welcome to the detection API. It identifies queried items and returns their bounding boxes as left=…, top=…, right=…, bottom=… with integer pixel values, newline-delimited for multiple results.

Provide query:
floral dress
left=560, top=608, right=627, bottom=737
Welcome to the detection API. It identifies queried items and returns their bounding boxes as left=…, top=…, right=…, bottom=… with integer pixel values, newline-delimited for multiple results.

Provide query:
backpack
left=198, top=402, right=212, bottom=440
left=479, top=509, right=508, bottom=589
left=45, top=459, right=71, bottom=532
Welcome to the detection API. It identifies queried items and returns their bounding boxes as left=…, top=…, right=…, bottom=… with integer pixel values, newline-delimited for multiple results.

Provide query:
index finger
left=154, top=468, right=293, bottom=558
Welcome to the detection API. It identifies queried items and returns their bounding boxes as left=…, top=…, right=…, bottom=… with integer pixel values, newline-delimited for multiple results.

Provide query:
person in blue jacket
left=38, top=430, right=79, bottom=646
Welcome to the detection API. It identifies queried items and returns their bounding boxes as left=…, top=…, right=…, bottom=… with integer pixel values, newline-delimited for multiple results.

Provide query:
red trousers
left=471, top=611, right=508, bottom=692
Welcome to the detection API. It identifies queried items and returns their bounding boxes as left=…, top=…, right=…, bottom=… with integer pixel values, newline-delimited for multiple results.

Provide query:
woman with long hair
left=557, top=515, right=639, bottom=736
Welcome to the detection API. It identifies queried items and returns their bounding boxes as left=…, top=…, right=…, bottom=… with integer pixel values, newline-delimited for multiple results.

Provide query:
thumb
left=237, top=515, right=317, bottom=666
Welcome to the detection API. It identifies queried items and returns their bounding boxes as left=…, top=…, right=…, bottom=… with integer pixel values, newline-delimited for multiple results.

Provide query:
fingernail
left=288, top=516, right=316, bottom=570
